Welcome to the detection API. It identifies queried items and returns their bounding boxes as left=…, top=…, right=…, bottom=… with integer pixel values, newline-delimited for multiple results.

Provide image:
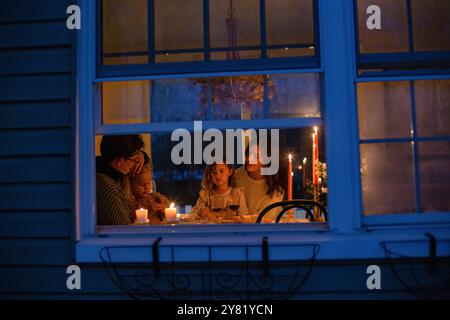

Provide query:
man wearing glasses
left=96, top=135, right=147, bottom=225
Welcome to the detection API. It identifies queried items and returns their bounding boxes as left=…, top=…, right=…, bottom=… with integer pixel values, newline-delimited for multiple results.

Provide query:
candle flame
left=314, top=126, right=318, bottom=134
left=298, top=165, right=302, bottom=170
left=288, top=154, right=292, bottom=160
left=303, top=157, right=307, bottom=164
left=170, top=202, right=175, bottom=208
left=139, top=208, right=144, bottom=211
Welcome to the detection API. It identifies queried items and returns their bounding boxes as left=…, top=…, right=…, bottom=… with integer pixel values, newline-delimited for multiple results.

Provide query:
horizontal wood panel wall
left=0, top=0, right=74, bottom=298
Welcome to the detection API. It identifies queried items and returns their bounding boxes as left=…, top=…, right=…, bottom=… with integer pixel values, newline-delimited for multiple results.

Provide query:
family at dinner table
left=96, top=134, right=287, bottom=225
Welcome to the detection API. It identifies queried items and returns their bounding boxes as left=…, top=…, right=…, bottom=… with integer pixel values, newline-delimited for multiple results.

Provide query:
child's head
left=130, top=166, right=152, bottom=200
left=202, top=163, right=235, bottom=191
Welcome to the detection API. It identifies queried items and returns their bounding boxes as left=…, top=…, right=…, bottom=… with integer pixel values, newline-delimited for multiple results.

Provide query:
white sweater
left=234, top=167, right=284, bottom=218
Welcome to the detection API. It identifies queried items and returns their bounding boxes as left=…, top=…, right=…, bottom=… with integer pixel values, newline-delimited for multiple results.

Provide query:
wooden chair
left=256, top=199, right=328, bottom=223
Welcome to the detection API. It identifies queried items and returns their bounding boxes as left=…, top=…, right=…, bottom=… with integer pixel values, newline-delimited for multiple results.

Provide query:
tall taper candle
left=288, top=154, right=293, bottom=200
left=312, top=127, right=319, bottom=185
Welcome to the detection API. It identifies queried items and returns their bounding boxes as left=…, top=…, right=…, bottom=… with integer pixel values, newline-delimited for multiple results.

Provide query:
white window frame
left=75, top=0, right=450, bottom=263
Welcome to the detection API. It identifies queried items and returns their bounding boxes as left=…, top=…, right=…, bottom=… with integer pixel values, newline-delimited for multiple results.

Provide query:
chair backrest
left=256, top=199, right=328, bottom=223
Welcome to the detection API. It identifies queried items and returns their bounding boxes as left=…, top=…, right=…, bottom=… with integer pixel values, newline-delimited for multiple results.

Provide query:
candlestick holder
left=312, top=184, right=323, bottom=222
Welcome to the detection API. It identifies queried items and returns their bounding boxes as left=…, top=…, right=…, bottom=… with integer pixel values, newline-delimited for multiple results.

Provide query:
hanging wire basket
left=380, top=234, right=450, bottom=299
left=100, top=241, right=319, bottom=300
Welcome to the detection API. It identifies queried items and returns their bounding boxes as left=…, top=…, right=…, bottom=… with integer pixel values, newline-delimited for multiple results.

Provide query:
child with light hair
left=126, top=164, right=170, bottom=224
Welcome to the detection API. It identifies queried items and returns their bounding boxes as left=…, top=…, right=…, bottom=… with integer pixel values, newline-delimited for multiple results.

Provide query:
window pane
left=102, top=81, right=150, bottom=125
left=415, top=79, right=450, bottom=137
left=151, top=78, right=202, bottom=122
left=155, top=52, right=205, bottom=63
left=209, top=0, right=260, bottom=50
left=412, top=0, right=450, bottom=51
left=102, top=0, right=148, bottom=65
left=268, top=47, right=315, bottom=58
left=95, top=128, right=328, bottom=226
left=361, top=143, right=416, bottom=215
left=265, top=0, right=315, bottom=47
left=99, top=73, right=319, bottom=123
left=357, top=81, right=412, bottom=140
left=154, top=0, right=204, bottom=57
left=210, top=50, right=261, bottom=60
left=419, top=141, right=450, bottom=212
left=269, top=73, right=321, bottom=118
left=356, top=0, right=409, bottom=53
left=101, top=0, right=319, bottom=67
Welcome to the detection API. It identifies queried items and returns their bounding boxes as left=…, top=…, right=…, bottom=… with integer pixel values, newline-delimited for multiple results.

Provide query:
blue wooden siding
left=0, top=0, right=74, bottom=296
left=0, top=0, right=443, bottom=300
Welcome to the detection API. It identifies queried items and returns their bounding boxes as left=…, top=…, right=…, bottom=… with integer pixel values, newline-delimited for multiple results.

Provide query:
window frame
left=75, top=0, right=450, bottom=263
left=353, top=0, right=450, bottom=225
left=356, top=74, right=450, bottom=226
left=96, top=0, right=322, bottom=77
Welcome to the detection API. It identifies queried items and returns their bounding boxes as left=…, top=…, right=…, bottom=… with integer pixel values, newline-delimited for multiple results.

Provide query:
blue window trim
left=95, top=118, right=324, bottom=135
left=75, top=0, right=450, bottom=263
left=363, top=212, right=450, bottom=228
left=76, top=226, right=450, bottom=263
left=97, top=57, right=321, bottom=78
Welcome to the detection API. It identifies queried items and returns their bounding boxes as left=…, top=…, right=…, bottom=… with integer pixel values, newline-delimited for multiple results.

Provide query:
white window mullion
left=319, top=0, right=361, bottom=232
left=76, top=0, right=97, bottom=239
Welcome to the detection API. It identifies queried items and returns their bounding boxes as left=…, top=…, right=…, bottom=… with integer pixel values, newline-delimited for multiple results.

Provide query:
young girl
left=127, top=165, right=170, bottom=224
left=192, top=163, right=248, bottom=221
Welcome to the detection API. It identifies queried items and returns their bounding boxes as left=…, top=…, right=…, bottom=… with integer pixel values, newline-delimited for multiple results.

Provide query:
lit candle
left=288, top=154, right=293, bottom=200
left=302, top=157, right=307, bottom=198
left=312, top=127, right=319, bottom=186
left=135, top=208, right=148, bottom=224
left=164, top=202, right=177, bottom=222
left=298, top=165, right=302, bottom=199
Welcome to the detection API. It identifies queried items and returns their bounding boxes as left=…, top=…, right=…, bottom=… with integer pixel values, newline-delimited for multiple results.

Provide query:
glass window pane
left=206, top=73, right=321, bottom=120
left=357, top=81, right=412, bottom=140
left=210, top=75, right=266, bottom=120
left=268, top=47, right=315, bottom=58
left=102, top=0, right=319, bottom=67
left=154, top=0, right=204, bottom=54
left=102, top=74, right=321, bottom=123
left=102, top=0, right=148, bottom=65
left=265, top=0, right=315, bottom=47
left=419, top=141, right=450, bottom=213
left=269, top=73, right=321, bottom=118
left=356, top=0, right=409, bottom=53
left=103, top=56, right=148, bottom=66
left=210, top=50, right=261, bottom=60
left=361, top=143, right=416, bottom=215
left=102, top=81, right=150, bottom=125
left=412, top=0, right=450, bottom=51
left=151, top=78, right=203, bottom=122
left=155, top=52, right=205, bottom=63
left=96, top=128, right=328, bottom=226
left=415, top=79, right=450, bottom=137
left=209, top=0, right=260, bottom=49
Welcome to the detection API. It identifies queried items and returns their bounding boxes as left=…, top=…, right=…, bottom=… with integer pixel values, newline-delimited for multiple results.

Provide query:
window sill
left=363, top=212, right=450, bottom=227
left=76, top=224, right=450, bottom=263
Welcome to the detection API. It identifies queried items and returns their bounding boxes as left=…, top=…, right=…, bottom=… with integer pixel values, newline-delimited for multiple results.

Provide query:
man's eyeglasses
left=126, top=157, right=140, bottom=164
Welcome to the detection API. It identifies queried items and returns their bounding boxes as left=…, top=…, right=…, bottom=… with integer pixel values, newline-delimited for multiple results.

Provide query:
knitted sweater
left=96, top=157, right=133, bottom=225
